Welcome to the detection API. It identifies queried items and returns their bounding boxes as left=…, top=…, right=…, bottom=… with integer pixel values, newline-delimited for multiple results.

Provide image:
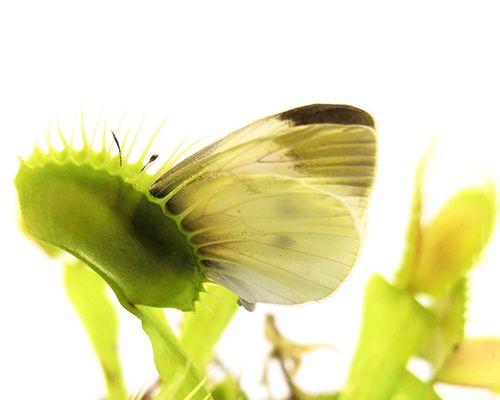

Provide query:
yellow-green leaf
left=436, top=338, right=500, bottom=392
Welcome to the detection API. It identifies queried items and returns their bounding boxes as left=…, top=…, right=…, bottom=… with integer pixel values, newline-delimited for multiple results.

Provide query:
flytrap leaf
left=339, top=275, right=436, bottom=400
left=64, top=259, right=127, bottom=400
left=16, top=125, right=210, bottom=398
left=407, top=185, right=496, bottom=295
left=15, top=133, right=205, bottom=311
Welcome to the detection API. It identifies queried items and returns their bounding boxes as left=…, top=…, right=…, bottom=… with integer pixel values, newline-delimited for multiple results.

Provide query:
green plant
left=16, top=109, right=498, bottom=399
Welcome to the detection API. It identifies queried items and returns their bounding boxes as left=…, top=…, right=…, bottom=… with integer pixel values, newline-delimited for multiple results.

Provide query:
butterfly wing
left=150, top=104, right=376, bottom=305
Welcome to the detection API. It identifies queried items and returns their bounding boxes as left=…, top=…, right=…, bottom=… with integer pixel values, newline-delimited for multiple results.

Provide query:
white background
left=1, top=1, right=500, bottom=399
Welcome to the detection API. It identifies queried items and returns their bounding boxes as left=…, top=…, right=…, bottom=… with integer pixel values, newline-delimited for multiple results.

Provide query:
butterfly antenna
left=56, top=119, right=69, bottom=148
left=111, top=130, right=123, bottom=166
left=101, top=116, right=110, bottom=151
left=89, top=112, right=103, bottom=149
left=141, top=154, right=159, bottom=172
left=80, top=107, right=89, bottom=149
left=121, top=122, right=134, bottom=154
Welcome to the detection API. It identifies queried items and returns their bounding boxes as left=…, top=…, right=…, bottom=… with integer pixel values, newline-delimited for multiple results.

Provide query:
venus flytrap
left=398, top=164, right=497, bottom=379
left=16, top=134, right=205, bottom=310
left=339, top=146, right=498, bottom=399
left=414, top=185, right=497, bottom=391
left=16, top=123, right=211, bottom=399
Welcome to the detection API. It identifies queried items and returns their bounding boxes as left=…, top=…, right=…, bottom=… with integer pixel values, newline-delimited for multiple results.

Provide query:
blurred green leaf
left=339, top=275, right=436, bottom=400
left=210, top=377, right=248, bottom=400
left=64, top=260, right=127, bottom=400
left=180, top=284, right=238, bottom=372
left=436, top=338, right=500, bottom=392
left=408, top=185, right=496, bottom=295
left=391, top=371, right=440, bottom=399
left=419, top=278, right=467, bottom=370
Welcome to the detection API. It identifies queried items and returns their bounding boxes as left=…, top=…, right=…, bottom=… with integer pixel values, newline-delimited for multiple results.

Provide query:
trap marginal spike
left=120, top=123, right=135, bottom=157
left=137, top=118, right=166, bottom=165
left=57, top=120, right=69, bottom=147
left=89, top=112, right=103, bottom=149
left=80, top=109, right=89, bottom=149
left=101, top=117, right=109, bottom=151
left=124, top=115, right=144, bottom=163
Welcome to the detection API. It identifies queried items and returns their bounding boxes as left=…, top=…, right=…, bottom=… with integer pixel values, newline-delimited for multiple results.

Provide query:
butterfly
left=150, top=104, right=376, bottom=310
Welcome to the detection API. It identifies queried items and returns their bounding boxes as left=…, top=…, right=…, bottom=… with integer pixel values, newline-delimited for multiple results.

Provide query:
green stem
left=118, top=297, right=211, bottom=400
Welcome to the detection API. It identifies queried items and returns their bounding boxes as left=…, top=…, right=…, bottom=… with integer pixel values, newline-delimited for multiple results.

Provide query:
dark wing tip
left=278, top=104, right=375, bottom=128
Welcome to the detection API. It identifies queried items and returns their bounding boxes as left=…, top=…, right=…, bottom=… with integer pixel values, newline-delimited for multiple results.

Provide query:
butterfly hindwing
left=150, top=104, right=376, bottom=305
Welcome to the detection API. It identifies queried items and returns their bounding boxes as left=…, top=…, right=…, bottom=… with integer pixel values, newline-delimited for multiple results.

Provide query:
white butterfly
left=150, top=104, right=377, bottom=309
